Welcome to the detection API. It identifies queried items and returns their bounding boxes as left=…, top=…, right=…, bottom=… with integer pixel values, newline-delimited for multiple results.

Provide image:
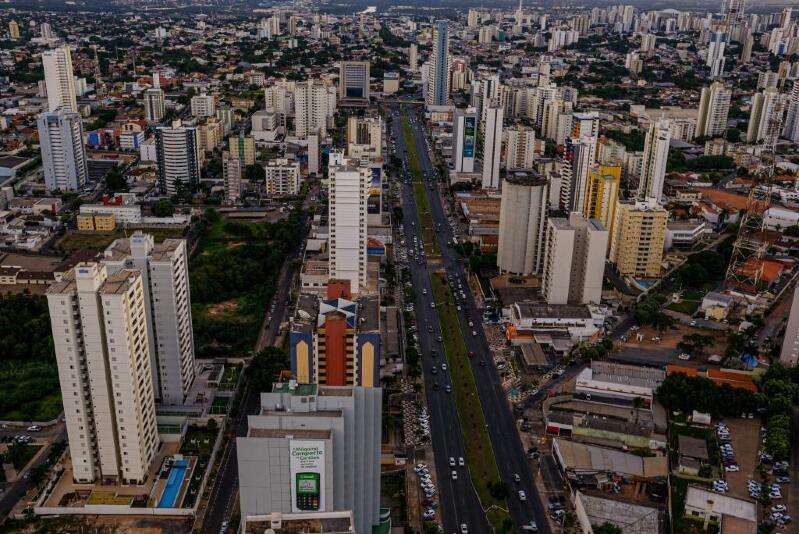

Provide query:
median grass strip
left=402, top=115, right=439, bottom=256
left=430, top=272, right=511, bottom=530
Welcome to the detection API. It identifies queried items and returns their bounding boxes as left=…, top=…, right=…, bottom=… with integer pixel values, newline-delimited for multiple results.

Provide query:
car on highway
left=513, top=473, right=521, bottom=483
left=449, top=457, right=456, bottom=467
left=518, top=490, right=527, bottom=501
left=472, top=330, right=477, bottom=336
left=458, top=457, right=464, bottom=466
left=460, top=524, right=468, bottom=533
left=441, top=363, right=448, bottom=371
left=451, top=470, right=458, bottom=480
left=445, top=385, right=451, bottom=393
left=26, top=425, right=41, bottom=432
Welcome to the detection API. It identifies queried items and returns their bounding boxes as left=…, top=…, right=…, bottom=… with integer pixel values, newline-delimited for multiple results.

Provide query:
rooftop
left=513, top=302, right=592, bottom=320
left=684, top=486, right=756, bottom=523
left=248, top=428, right=331, bottom=439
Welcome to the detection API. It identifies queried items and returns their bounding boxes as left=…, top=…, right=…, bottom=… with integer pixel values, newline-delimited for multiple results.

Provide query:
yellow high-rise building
left=609, top=199, right=667, bottom=278
left=583, top=165, right=621, bottom=240
left=228, top=134, right=256, bottom=166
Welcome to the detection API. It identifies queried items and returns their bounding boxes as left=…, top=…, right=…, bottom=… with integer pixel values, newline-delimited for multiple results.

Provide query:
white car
left=458, top=457, right=465, bottom=466
left=451, top=470, right=458, bottom=480
left=26, top=425, right=41, bottom=432
left=518, top=490, right=527, bottom=501
left=460, top=524, right=468, bottom=533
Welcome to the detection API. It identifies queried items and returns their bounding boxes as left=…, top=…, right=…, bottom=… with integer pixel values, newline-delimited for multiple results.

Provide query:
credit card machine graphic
left=295, top=472, right=321, bottom=510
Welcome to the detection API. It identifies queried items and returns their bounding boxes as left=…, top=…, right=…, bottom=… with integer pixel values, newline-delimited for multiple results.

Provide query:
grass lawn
left=6, top=443, right=42, bottom=471
left=55, top=227, right=187, bottom=256
left=402, top=116, right=439, bottom=257
left=667, top=300, right=700, bottom=315
left=0, top=361, right=62, bottom=422
left=430, top=273, right=509, bottom=529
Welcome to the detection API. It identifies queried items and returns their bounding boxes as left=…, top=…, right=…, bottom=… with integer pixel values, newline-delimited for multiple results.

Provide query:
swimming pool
left=157, top=459, right=189, bottom=508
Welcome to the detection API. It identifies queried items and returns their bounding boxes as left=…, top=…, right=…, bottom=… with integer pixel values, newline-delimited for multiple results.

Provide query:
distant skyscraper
left=747, top=87, right=786, bottom=144
left=222, top=152, right=243, bottom=204
left=706, top=31, right=727, bottom=78
left=637, top=118, right=671, bottom=202
left=294, top=79, right=331, bottom=139
left=696, top=82, right=731, bottom=138
left=609, top=199, right=667, bottom=278
left=37, top=109, right=87, bottom=192
left=542, top=213, right=608, bottom=305
left=190, top=93, right=216, bottom=117
left=481, top=105, right=504, bottom=189
left=42, top=46, right=78, bottom=113
left=144, top=87, right=165, bottom=122
left=47, top=262, right=159, bottom=484
left=779, top=284, right=799, bottom=366
left=155, top=120, right=201, bottom=195
left=40, top=22, right=53, bottom=39
left=560, top=137, right=596, bottom=212
left=503, top=125, right=538, bottom=170
left=782, top=81, right=799, bottom=142
left=497, top=172, right=549, bottom=275
left=339, top=61, right=370, bottom=105
left=408, top=43, right=418, bottom=71
left=102, top=233, right=197, bottom=405
left=453, top=107, right=477, bottom=173
left=740, top=31, right=754, bottom=64
left=8, top=20, right=19, bottom=40
left=427, top=20, right=450, bottom=106
left=583, top=165, right=621, bottom=242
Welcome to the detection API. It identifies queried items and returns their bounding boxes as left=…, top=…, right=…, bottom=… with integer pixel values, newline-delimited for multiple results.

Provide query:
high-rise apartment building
left=497, top=172, right=550, bottom=275
left=294, top=79, right=332, bottom=139
left=707, top=31, right=727, bottom=78
left=102, top=233, right=196, bottom=405
left=222, top=153, right=243, bottom=205
left=503, top=125, right=538, bottom=170
left=155, top=120, right=201, bottom=195
left=427, top=20, right=450, bottom=107
left=328, top=163, right=369, bottom=294
left=696, top=82, right=731, bottom=138
left=637, top=118, right=671, bottom=202
left=237, top=382, right=382, bottom=533
left=408, top=43, right=418, bottom=71
left=190, top=93, right=216, bottom=117
left=747, top=87, right=785, bottom=143
left=40, top=22, right=53, bottom=39
left=583, top=165, right=621, bottom=242
left=144, top=87, right=165, bottom=122
left=265, top=158, right=301, bottom=197
left=542, top=213, right=608, bottom=305
left=42, top=46, right=78, bottom=113
left=560, top=137, right=596, bottom=213
left=481, top=105, right=504, bottom=189
left=228, top=134, right=256, bottom=166
left=609, top=199, right=667, bottom=278
left=47, top=262, right=159, bottom=484
left=8, top=20, right=19, bottom=40
left=453, top=107, right=477, bottom=173
left=779, top=284, right=799, bottom=366
left=38, top=109, right=88, bottom=192
left=338, top=61, right=370, bottom=105
left=783, top=81, right=799, bottom=143
left=346, top=115, right=382, bottom=158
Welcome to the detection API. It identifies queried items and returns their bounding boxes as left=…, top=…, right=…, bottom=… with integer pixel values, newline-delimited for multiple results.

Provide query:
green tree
left=152, top=198, right=174, bottom=217
left=593, top=523, right=623, bottom=534
left=249, top=347, right=289, bottom=392
left=104, top=168, right=128, bottom=193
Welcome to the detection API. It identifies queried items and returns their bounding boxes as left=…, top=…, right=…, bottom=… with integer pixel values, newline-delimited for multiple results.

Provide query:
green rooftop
left=271, top=382, right=318, bottom=396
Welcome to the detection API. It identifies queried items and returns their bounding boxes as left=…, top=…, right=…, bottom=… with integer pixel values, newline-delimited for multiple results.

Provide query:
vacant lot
left=55, top=227, right=187, bottom=255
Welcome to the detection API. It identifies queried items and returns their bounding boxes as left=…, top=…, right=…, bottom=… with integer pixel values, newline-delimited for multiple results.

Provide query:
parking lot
left=721, top=418, right=761, bottom=501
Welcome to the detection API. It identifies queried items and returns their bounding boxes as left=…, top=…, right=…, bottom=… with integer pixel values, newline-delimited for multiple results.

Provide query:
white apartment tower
left=504, top=125, right=538, bottom=170
left=155, top=120, right=201, bottom=195
left=542, top=213, right=608, bottom=305
left=560, top=137, right=596, bottom=213
left=497, top=172, right=550, bottom=275
left=47, top=262, right=159, bottom=484
left=102, top=234, right=196, bottom=405
left=779, top=284, right=799, bottom=366
left=294, top=80, right=331, bottom=139
left=191, top=93, right=216, bottom=118
left=329, top=163, right=369, bottom=294
left=38, top=109, right=88, bottom=192
left=696, top=82, right=731, bottom=138
left=481, top=105, right=504, bottom=189
left=222, top=153, right=243, bottom=205
left=264, top=158, right=301, bottom=197
left=637, top=118, right=671, bottom=203
left=42, top=46, right=78, bottom=113
left=453, top=107, right=478, bottom=173
left=144, top=88, right=166, bottom=122
left=747, top=87, right=785, bottom=143
left=706, top=31, right=727, bottom=78
left=783, top=81, right=799, bottom=143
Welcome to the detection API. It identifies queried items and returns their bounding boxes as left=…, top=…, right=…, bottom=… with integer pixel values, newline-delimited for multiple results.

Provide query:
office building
left=696, top=82, right=731, bottom=138
left=47, top=262, right=159, bottom=484
left=144, top=87, right=165, bottom=122
left=222, top=153, right=243, bottom=204
left=779, top=284, right=799, bottom=366
left=637, top=118, right=671, bottom=202
left=228, top=134, right=256, bottom=166
left=295, top=79, right=332, bottom=139
left=339, top=61, right=370, bottom=105
left=190, top=93, right=215, bottom=117
left=155, top=120, right=201, bottom=195
left=747, top=87, right=785, bottom=143
left=497, top=172, right=550, bottom=275
left=102, top=233, right=196, bottom=405
left=346, top=115, right=382, bottom=159
left=503, top=125, right=538, bottom=170
left=427, top=21, right=450, bottom=107
left=237, top=382, right=382, bottom=533
left=265, top=158, right=301, bottom=197
left=38, top=110, right=88, bottom=192
left=290, top=281, right=381, bottom=387
left=542, top=213, right=608, bottom=305
left=8, top=20, right=19, bottom=40
left=481, top=105, right=504, bottom=189
left=328, top=163, right=369, bottom=294
left=453, top=107, right=477, bottom=173
left=609, top=199, right=667, bottom=278
left=583, top=165, right=621, bottom=242
left=560, top=137, right=596, bottom=213
left=42, top=46, right=78, bottom=113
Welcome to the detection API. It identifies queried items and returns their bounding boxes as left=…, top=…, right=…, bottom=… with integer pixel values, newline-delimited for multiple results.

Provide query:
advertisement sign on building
left=289, top=440, right=326, bottom=513
left=463, top=116, right=476, bottom=158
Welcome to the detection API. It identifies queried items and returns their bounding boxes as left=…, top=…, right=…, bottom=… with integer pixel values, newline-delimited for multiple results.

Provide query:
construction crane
left=724, top=109, right=782, bottom=296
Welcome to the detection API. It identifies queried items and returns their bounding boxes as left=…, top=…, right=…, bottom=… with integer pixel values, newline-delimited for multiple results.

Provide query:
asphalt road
left=391, top=106, right=490, bottom=533
left=201, top=226, right=306, bottom=534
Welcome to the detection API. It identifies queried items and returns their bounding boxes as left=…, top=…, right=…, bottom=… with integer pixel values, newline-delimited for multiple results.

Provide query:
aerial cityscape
left=1, top=1, right=799, bottom=533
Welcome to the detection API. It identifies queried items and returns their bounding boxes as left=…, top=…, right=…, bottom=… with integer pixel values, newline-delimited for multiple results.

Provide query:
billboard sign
left=290, top=440, right=326, bottom=512
left=462, top=116, right=476, bottom=158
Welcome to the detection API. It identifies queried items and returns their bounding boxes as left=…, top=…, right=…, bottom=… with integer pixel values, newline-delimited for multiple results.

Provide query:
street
left=393, top=104, right=549, bottom=532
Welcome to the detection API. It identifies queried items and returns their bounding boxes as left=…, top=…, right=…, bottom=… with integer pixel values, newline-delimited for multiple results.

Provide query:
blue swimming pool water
left=157, top=460, right=189, bottom=508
